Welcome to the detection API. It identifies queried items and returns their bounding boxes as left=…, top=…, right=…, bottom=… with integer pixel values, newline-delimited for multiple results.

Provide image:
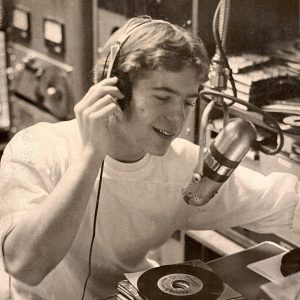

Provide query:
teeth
left=157, top=128, right=174, bottom=136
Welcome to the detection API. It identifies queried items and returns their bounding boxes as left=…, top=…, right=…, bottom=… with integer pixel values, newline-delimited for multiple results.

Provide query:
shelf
left=186, top=230, right=245, bottom=257
left=226, top=106, right=300, bottom=142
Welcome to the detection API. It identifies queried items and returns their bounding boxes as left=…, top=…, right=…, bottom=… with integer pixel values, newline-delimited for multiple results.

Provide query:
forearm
left=3, top=146, right=104, bottom=285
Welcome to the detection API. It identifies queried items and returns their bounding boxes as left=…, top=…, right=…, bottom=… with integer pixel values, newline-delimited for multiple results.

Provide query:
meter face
left=13, top=8, right=29, bottom=31
left=44, top=19, right=63, bottom=44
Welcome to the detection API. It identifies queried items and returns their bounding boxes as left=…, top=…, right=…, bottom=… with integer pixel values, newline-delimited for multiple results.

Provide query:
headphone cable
left=80, top=17, right=154, bottom=299
left=80, top=18, right=149, bottom=299
left=80, top=160, right=105, bottom=300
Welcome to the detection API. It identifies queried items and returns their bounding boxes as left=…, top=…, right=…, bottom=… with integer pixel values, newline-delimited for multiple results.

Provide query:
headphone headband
left=116, top=16, right=172, bottom=47
left=106, top=16, right=172, bottom=78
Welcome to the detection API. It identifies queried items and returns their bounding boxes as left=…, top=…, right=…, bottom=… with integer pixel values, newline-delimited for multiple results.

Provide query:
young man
left=0, top=16, right=299, bottom=300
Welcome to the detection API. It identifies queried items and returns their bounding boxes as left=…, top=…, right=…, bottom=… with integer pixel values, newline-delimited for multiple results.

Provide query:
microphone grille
left=182, top=175, right=222, bottom=206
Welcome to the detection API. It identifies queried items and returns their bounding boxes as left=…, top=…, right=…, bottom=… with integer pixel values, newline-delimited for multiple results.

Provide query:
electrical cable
left=217, top=0, right=231, bottom=49
left=80, top=17, right=153, bottom=300
left=208, top=1, right=284, bottom=155
left=80, top=160, right=105, bottom=300
left=199, top=89, right=284, bottom=155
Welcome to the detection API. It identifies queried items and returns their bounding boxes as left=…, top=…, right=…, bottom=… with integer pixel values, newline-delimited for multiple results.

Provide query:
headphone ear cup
left=111, top=70, right=131, bottom=111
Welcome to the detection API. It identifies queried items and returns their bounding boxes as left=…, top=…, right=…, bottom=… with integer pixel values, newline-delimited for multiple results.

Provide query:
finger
left=75, top=86, right=124, bottom=114
left=86, top=77, right=120, bottom=97
left=78, top=102, right=119, bottom=144
left=90, top=85, right=124, bottom=102
left=76, top=95, right=119, bottom=136
left=83, top=95, right=122, bottom=119
left=89, top=102, right=122, bottom=124
left=96, top=76, right=118, bottom=86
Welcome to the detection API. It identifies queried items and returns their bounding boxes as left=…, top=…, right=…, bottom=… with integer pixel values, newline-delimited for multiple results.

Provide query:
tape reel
left=35, top=66, right=71, bottom=119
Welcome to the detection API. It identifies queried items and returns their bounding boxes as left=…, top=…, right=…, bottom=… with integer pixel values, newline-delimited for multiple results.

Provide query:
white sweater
left=0, top=119, right=299, bottom=299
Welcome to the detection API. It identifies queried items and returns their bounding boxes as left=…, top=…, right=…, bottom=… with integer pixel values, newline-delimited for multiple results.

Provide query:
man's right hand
left=74, top=77, right=124, bottom=157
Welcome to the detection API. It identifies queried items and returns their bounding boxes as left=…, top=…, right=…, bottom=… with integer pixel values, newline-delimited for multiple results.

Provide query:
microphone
left=182, top=118, right=257, bottom=206
left=182, top=0, right=284, bottom=207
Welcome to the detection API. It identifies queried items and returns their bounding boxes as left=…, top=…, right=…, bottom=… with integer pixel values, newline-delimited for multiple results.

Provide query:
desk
left=207, top=241, right=286, bottom=299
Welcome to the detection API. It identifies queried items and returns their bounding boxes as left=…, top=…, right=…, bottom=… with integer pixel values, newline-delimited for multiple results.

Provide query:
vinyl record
left=283, top=116, right=300, bottom=127
left=137, top=264, right=224, bottom=300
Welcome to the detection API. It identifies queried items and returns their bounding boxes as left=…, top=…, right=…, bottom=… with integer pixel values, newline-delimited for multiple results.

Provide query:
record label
left=137, top=264, right=224, bottom=299
left=157, top=273, right=203, bottom=296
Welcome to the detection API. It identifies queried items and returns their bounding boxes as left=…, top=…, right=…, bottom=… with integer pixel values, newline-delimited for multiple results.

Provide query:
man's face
left=120, top=66, right=200, bottom=157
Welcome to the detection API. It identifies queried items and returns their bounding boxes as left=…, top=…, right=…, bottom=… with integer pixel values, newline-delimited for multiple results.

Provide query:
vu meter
left=12, top=6, right=31, bottom=41
left=43, top=18, right=65, bottom=54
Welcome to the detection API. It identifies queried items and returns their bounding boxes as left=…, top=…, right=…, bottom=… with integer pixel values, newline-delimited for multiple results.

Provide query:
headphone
left=103, top=16, right=171, bottom=110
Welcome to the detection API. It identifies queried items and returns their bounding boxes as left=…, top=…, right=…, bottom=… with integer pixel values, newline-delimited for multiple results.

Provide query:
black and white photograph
left=0, top=1, right=300, bottom=299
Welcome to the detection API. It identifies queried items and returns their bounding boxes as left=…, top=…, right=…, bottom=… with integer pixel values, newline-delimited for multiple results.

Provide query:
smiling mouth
left=153, top=127, right=176, bottom=139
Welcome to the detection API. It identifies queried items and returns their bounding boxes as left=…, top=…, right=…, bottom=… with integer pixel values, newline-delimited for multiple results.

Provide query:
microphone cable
left=200, top=89, right=284, bottom=155
left=80, top=160, right=105, bottom=300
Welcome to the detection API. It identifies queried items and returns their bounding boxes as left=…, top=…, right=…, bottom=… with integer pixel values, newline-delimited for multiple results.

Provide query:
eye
left=154, top=95, right=170, bottom=102
left=184, top=97, right=198, bottom=109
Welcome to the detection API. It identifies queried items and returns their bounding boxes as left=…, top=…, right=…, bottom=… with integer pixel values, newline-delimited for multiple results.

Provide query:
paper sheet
left=247, top=252, right=288, bottom=282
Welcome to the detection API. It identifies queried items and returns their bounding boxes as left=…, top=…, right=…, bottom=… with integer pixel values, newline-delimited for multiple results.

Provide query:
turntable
left=117, top=260, right=242, bottom=300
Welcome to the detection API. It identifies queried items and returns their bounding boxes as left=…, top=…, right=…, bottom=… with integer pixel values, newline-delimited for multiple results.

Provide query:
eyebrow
left=151, top=87, right=199, bottom=98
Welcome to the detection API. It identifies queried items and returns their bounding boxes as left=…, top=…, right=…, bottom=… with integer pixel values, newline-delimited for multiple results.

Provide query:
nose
left=165, top=101, right=189, bottom=125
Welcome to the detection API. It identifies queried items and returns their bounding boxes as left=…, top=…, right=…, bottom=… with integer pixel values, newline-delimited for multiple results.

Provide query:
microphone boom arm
left=199, top=89, right=284, bottom=155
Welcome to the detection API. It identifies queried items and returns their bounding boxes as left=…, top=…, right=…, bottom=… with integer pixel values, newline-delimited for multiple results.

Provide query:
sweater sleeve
left=0, top=127, right=59, bottom=268
left=186, top=165, right=300, bottom=234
